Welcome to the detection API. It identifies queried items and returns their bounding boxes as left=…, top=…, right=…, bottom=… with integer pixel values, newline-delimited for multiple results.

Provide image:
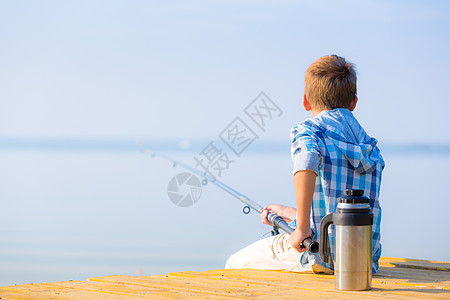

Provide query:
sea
left=1, top=138, right=449, bottom=286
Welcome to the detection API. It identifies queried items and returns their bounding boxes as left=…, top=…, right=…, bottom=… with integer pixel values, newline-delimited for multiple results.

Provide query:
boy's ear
left=349, top=96, right=358, bottom=111
left=303, top=94, right=312, bottom=111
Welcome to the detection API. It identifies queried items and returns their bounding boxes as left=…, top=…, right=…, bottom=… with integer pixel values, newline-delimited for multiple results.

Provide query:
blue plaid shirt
left=290, top=108, right=384, bottom=273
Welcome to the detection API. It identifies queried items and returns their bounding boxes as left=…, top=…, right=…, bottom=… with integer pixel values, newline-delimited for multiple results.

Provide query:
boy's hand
left=289, top=228, right=313, bottom=253
left=260, top=204, right=296, bottom=225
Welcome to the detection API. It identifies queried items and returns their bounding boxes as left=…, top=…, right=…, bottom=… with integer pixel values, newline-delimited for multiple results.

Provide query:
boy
left=225, top=55, right=384, bottom=273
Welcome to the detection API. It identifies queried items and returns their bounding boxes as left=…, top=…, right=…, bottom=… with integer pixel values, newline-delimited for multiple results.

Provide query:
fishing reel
left=260, top=225, right=281, bottom=239
left=271, top=225, right=280, bottom=236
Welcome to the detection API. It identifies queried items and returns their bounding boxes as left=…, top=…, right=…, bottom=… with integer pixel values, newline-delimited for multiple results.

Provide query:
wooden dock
left=1, top=257, right=449, bottom=299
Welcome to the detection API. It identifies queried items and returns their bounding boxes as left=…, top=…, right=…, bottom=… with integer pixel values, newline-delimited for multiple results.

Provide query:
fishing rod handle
left=302, top=237, right=319, bottom=254
left=268, top=214, right=319, bottom=253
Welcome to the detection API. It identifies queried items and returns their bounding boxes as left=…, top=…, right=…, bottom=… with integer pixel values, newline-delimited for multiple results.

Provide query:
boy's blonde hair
left=304, top=55, right=357, bottom=110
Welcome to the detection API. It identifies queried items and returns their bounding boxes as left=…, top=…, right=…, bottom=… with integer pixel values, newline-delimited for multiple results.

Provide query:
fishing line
left=147, top=149, right=319, bottom=253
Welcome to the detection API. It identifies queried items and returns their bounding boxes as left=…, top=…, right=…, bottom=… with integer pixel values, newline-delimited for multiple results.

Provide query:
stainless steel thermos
left=319, top=189, right=373, bottom=291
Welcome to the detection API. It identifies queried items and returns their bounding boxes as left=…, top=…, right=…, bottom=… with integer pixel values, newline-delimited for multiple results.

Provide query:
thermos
left=319, top=189, right=373, bottom=291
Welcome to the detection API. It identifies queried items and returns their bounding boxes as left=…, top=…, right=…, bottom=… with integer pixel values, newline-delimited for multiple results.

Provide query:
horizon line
left=1, top=137, right=449, bottom=155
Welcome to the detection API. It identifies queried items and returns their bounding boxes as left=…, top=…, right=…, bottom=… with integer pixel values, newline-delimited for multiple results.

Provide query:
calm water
left=1, top=147, right=449, bottom=286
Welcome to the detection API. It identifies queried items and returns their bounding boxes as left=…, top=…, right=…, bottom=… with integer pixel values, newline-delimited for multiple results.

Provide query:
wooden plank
left=376, top=267, right=450, bottom=290
left=0, top=279, right=232, bottom=299
left=0, top=281, right=117, bottom=300
left=379, top=257, right=450, bottom=271
left=88, top=266, right=449, bottom=299
left=1, top=257, right=449, bottom=299
left=88, top=274, right=372, bottom=299
left=172, top=266, right=450, bottom=291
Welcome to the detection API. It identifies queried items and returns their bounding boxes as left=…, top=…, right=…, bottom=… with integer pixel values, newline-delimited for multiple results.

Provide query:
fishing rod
left=146, top=149, right=319, bottom=253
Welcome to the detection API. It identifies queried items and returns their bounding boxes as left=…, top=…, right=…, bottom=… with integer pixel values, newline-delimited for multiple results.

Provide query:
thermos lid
left=345, top=189, right=364, bottom=196
left=339, top=189, right=370, bottom=204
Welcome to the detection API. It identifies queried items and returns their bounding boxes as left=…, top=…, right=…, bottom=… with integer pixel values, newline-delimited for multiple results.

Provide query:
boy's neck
left=304, top=95, right=358, bottom=117
left=311, top=108, right=324, bottom=117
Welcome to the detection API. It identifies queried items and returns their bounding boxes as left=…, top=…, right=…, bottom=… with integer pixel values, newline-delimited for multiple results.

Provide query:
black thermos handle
left=319, top=213, right=334, bottom=264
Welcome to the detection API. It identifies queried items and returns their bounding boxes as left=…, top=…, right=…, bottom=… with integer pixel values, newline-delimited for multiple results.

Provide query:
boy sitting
left=225, top=55, right=384, bottom=273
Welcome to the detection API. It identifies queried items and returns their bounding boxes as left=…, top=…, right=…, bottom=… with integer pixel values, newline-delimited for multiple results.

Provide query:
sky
left=1, top=0, right=449, bottom=144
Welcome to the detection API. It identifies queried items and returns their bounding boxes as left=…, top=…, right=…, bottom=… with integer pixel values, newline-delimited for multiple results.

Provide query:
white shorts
left=225, top=233, right=312, bottom=272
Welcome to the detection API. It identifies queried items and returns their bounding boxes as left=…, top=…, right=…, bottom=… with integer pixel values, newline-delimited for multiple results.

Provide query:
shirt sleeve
left=290, top=125, right=320, bottom=176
